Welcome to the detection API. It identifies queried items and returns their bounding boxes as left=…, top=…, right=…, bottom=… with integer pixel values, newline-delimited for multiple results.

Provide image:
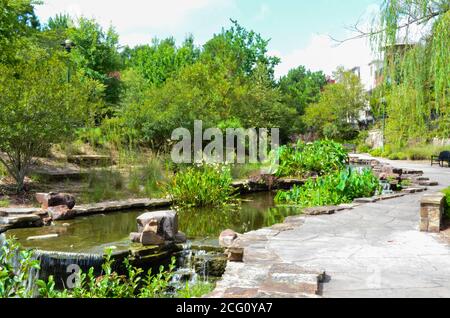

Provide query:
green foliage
left=279, top=65, right=327, bottom=117
left=275, top=168, right=381, bottom=206
left=176, top=281, right=215, bottom=298
left=80, top=169, right=125, bottom=203
left=0, top=48, right=102, bottom=191
left=443, top=187, right=450, bottom=219
left=373, top=1, right=450, bottom=148
left=166, top=164, right=236, bottom=208
left=122, top=36, right=200, bottom=87
left=37, top=249, right=177, bottom=298
left=0, top=238, right=40, bottom=298
left=303, top=67, right=367, bottom=141
left=204, top=19, right=280, bottom=80
left=274, top=140, right=349, bottom=177
left=0, top=0, right=40, bottom=63
left=0, top=199, right=10, bottom=208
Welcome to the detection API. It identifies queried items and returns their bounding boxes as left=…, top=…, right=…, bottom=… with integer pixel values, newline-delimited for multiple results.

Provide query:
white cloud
left=273, top=3, right=379, bottom=89
left=273, top=34, right=375, bottom=78
left=35, top=0, right=233, bottom=46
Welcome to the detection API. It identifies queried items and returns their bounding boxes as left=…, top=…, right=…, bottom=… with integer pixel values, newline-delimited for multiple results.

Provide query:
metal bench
left=431, top=151, right=450, bottom=167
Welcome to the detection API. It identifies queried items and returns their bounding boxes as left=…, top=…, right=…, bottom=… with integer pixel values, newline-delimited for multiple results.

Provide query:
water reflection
left=6, top=192, right=303, bottom=253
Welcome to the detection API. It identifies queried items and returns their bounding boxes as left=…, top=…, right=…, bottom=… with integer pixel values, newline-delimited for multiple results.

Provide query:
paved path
left=267, top=157, right=450, bottom=298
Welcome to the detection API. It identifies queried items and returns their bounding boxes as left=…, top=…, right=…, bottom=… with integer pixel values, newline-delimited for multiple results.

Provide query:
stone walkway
left=211, top=157, right=450, bottom=298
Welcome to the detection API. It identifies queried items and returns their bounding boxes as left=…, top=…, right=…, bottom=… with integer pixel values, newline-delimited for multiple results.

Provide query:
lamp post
left=61, top=39, right=75, bottom=82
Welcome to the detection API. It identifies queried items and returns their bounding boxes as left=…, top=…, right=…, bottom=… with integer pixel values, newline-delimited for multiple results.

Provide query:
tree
left=0, top=49, right=102, bottom=191
left=203, top=19, right=280, bottom=82
left=372, top=0, right=450, bottom=147
left=303, top=67, right=367, bottom=140
left=0, top=0, right=40, bottom=63
left=279, top=66, right=327, bottom=118
left=67, top=18, right=122, bottom=108
left=122, top=36, right=200, bottom=87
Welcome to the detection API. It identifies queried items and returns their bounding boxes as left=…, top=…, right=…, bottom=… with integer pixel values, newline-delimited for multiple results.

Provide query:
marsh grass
left=166, top=164, right=236, bottom=208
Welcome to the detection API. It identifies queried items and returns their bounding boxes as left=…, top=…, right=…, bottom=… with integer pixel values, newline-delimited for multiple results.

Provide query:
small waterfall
left=33, top=250, right=105, bottom=290
left=380, top=180, right=394, bottom=195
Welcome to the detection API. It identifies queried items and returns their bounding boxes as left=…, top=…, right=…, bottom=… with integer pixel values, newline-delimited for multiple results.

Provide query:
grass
left=369, top=144, right=450, bottom=161
left=0, top=198, right=10, bottom=208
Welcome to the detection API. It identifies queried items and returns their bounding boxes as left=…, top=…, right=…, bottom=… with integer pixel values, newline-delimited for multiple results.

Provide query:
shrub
left=275, top=168, right=381, bottom=207
left=274, top=140, right=349, bottom=177
left=0, top=238, right=40, bottom=298
left=370, top=148, right=382, bottom=157
left=405, top=145, right=448, bottom=161
left=443, top=187, right=450, bottom=219
left=388, top=152, right=408, bottom=160
left=165, top=164, right=236, bottom=208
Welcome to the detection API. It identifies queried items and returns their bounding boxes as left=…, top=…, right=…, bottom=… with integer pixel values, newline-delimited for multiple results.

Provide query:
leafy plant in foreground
left=0, top=238, right=40, bottom=298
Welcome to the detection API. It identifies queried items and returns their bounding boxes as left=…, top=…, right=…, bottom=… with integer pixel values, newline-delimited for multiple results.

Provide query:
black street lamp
left=61, top=39, right=75, bottom=82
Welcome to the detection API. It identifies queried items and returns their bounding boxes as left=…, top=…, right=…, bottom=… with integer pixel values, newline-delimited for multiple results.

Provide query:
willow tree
left=371, top=0, right=450, bottom=148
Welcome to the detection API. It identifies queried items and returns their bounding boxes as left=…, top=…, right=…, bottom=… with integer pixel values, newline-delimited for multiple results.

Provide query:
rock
left=141, top=231, right=165, bottom=246
left=47, top=205, right=76, bottom=221
left=174, top=231, right=187, bottom=244
left=37, top=193, right=76, bottom=210
left=219, top=229, right=239, bottom=248
left=143, top=220, right=158, bottom=234
left=0, top=214, right=43, bottom=227
left=27, top=234, right=59, bottom=241
left=225, top=247, right=244, bottom=262
left=130, top=232, right=141, bottom=243
left=137, top=211, right=178, bottom=240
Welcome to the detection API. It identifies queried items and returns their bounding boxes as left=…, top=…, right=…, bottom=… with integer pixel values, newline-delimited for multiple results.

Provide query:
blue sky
left=35, top=0, right=382, bottom=78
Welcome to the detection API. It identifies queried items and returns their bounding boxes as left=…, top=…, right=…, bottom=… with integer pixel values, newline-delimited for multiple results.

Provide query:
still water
left=7, top=192, right=303, bottom=254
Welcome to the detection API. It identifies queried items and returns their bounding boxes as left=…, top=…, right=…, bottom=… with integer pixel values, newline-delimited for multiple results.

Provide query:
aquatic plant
left=274, top=140, right=349, bottom=177
left=165, top=164, right=236, bottom=208
left=275, top=168, right=381, bottom=207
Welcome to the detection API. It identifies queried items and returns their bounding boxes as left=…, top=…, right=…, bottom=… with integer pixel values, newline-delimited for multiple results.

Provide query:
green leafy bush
left=275, top=168, right=381, bottom=207
left=165, top=164, right=236, bottom=208
left=388, top=152, right=408, bottom=160
left=443, top=187, right=450, bottom=219
left=0, top=238, right=40, bottom=298
left=274, top=140, right=349, bottom=178
left=369, top=148, right=383, bottom=157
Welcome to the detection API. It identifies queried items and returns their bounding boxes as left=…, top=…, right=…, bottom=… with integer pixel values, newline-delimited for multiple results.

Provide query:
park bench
left=431, top=151, right=450, bottom=167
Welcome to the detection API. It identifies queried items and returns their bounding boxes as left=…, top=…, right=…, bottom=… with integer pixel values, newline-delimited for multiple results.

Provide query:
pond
left=6, top=192, right=303, bottom=254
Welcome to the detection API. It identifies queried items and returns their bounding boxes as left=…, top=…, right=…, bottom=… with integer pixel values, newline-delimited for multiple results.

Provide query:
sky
left=35, top=0, right=383, bottom=79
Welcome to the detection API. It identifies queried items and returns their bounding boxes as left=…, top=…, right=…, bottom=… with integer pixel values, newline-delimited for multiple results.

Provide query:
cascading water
left=32, top=250, right=105, bottom=290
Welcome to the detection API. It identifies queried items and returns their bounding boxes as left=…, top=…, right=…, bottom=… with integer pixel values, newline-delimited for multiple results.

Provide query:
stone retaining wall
left=420, top=193, right=445, bottom=233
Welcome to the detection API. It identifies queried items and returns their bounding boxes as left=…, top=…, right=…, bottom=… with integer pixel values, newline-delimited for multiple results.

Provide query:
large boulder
left=137, top=211, right=178, bottom=241
left=36, top=193, right=76, bottom=210
left=219, top=229, right=239, bottom=248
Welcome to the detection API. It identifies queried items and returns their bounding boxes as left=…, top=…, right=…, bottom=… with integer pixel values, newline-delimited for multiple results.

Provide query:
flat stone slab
left=71, top=198, right=172, bottom=216
left=0, top=214, right=43, bottom=228
left=0, top=207, right=45, bottom=216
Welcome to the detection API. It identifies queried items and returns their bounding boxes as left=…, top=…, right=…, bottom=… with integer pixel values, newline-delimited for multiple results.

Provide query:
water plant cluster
left=275, top=140, right=349, bottom=177
left=274, top=140, right=381, bottom=206
left=165, top=164, right=236, bottom=208
left=275, top=168, right=381, bottom=207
